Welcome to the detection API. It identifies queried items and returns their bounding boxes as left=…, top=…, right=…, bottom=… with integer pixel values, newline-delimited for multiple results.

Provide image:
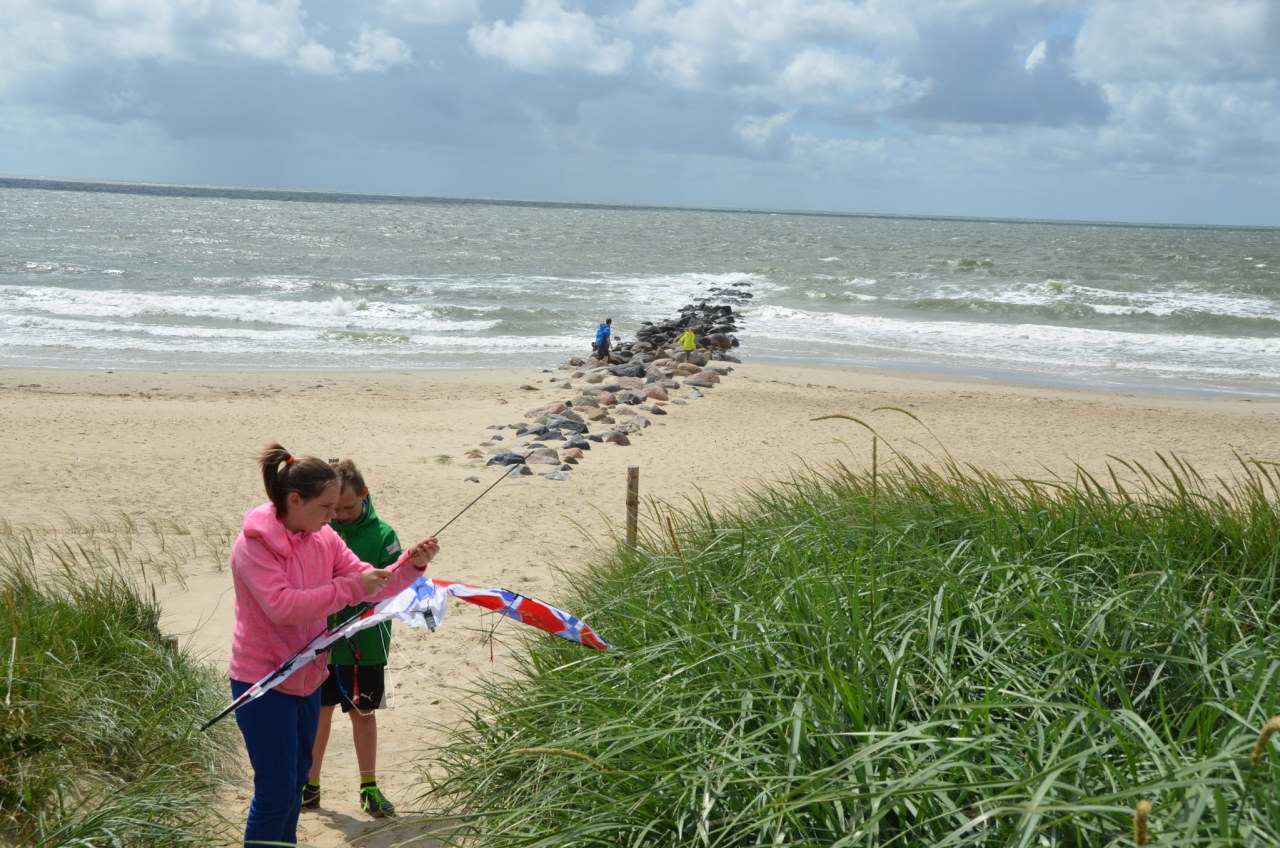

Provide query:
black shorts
left=594, top=342, right=610, bottom=359
left=319, top=664, right=387, bottom=712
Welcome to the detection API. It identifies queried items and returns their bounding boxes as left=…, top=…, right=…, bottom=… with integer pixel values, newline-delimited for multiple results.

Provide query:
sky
left=1, top=0, right=1277, bottom=227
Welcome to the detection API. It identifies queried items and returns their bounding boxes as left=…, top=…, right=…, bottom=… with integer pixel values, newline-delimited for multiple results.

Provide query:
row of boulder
left=462, top=287, right=750, bottom=481
left=602, top=283, right=750, bottom=367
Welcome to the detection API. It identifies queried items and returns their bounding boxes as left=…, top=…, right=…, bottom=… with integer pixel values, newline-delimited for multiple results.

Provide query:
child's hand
left=409, top=537, right=439, bottom=569
left=360, top=568, right=392, bottom=596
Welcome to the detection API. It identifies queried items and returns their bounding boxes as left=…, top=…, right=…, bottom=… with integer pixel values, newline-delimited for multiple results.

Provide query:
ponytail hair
left=258, top=443, right=337, bottom=516
left=328, top=457, right=367, bottom=495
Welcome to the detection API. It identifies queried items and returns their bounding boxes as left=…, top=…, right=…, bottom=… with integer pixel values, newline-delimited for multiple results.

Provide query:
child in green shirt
left=303, top=459, right=403, bottom=818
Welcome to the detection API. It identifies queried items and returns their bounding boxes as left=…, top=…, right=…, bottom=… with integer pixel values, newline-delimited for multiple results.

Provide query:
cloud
left=1074, top=0, right=1278, bottom=83
left=1, top=0, right=1277, bottom=225
left=736, top=112, right=793, bottom=155
left=343, top=26, right=413, bottom=73
left=469, top=0, right=632, bottom=75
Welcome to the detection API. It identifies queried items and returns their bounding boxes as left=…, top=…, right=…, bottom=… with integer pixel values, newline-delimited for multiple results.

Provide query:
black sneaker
left=301, top=782, right=320, bottom=809
left=359, top=784, right=396, bottom=818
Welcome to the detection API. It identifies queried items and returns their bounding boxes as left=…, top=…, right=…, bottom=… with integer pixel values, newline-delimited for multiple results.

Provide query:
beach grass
left=420, top=447, right=1280, bottom=846
left=0, top=520, right=237, bottom=847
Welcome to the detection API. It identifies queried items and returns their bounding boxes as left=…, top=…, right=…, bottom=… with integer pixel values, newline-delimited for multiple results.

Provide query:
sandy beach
left=4, top=361, right=1278, bottom=847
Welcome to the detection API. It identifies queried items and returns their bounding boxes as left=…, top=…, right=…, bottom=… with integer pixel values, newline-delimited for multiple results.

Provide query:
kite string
left=431, top=452, right=533, bottom=538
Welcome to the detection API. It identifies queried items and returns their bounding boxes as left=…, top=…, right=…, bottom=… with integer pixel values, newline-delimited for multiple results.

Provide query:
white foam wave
left=742, top=303, right=1280, bottom=380
left=0, top=285, right=498, bottom=334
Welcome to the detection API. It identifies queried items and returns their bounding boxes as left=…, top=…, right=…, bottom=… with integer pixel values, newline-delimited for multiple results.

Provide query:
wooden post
left=626, top=465, right=639, bottom=547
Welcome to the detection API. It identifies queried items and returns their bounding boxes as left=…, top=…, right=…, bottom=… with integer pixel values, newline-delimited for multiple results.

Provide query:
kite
left=201, top=570, right=612, bottom=731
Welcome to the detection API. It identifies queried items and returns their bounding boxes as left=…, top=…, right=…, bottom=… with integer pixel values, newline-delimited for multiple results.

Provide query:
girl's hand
left=409, top=537, right=439, bottom=569
left=360, top=568, right=392, bottom=596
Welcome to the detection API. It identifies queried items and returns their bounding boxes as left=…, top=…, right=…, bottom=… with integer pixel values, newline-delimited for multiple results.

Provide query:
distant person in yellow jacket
left=674, top=326, right=699, bottom=362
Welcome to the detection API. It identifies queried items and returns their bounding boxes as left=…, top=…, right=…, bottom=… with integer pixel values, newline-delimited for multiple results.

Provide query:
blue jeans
left=230, top=679, right=320, bottom=847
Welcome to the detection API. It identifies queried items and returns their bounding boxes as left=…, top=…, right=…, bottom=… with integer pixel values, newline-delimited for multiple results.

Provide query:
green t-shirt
left=327, top=496, right=401, bottom=666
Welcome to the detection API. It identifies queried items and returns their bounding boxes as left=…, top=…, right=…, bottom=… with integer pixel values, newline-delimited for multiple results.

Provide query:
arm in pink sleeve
left=236, top=537, right=367, bottom=626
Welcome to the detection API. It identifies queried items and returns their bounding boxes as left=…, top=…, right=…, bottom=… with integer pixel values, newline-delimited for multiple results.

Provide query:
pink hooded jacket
left=227, top=502, right=425, bottom=696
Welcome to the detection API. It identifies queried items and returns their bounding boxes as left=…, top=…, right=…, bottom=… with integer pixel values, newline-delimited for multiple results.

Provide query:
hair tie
left=285, top=455, right=295, bottom=465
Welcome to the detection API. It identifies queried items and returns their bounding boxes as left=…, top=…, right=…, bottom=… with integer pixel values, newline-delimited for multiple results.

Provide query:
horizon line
left=2, top=173, right=1273, bottom=232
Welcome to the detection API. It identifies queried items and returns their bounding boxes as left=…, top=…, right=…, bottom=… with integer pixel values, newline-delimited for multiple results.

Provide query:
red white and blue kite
left=201, top=567, right=613, bottom=731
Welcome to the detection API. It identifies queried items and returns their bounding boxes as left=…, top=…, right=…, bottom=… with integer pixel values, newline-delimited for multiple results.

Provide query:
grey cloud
left=897, top=21, right=1107, bottom=128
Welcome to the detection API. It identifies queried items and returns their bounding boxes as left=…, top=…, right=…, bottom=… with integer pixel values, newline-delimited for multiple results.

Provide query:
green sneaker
left=301, top=782, right=320, bottom=809
left=359, top=784, right=396, bottom=818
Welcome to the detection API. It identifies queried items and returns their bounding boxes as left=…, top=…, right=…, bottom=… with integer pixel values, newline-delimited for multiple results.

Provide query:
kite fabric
left=201, top=574, right=611, bottom=730
left=433, top=579, right=615, bottom=651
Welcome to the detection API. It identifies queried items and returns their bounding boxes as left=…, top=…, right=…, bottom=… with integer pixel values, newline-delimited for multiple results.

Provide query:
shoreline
left=4, top=360, right=1278, bottom=846
left=5, top=354, right=1279, bottom=400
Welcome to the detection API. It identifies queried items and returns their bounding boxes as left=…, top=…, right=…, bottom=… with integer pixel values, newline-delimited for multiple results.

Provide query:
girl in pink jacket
left=228, top=443, right=437, bottom=847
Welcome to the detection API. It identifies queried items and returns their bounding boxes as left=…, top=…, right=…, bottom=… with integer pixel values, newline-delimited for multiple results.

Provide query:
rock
left=616, top=390, right=645, bottom=405
left=464, top=476, right=481, bottom=483
left=546, top=411, right=586, bottom=429
left=555, top=407, right=585, bottom=422
left=644, top=404, right=667, bottom=415
left=604, top=431, right=631, bottom=446
left=641, top=385, right=670, bottom=402
left=464, top=449, right=484, bottom=459
left=607, top=362, right=646, bottom=379
left=563, top=448, right=585, bottom=459
left=685, top=378, right=716, bottom=388
left=543, top=470, right=571, bottom=481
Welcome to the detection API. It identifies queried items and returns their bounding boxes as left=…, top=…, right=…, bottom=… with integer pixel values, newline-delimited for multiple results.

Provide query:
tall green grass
left=422, top=450, right=1280, bottom=846
left=0, top=520, right=236, bottom=847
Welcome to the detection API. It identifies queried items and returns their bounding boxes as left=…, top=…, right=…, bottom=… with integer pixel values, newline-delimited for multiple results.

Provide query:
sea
left=3, top=176, right=1278, bottom=397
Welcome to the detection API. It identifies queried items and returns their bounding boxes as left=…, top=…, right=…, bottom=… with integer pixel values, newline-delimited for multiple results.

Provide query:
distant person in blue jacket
left=592, top=318, right=613, bottom=366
